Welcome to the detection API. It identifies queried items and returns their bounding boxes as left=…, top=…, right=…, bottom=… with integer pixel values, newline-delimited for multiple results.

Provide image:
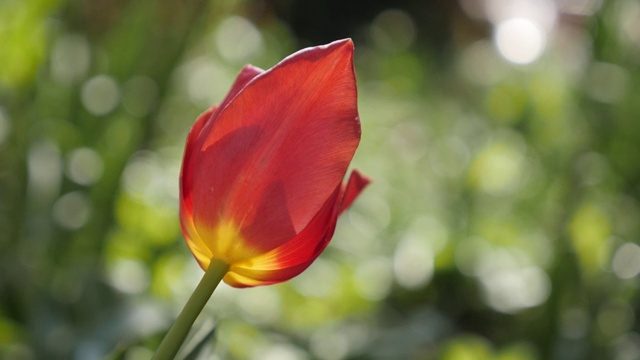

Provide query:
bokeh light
left=370, top=9, right=417, bottom=52
left=66, top=147, right=104, bottom=185
left=81, top=75, right=121, bottom=116
left=50, top=34, right=91, bottom=84
left=494, top=18, right=546, bottom=64
left=215, top=16, right=264, bottom=63
left=612, top=243, right=640, bottom=280
left=52, top=191, right=91, bottom=230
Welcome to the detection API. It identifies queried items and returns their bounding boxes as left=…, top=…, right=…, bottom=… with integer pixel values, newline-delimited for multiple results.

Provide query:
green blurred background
left=2, top=0, right=640, bottom=359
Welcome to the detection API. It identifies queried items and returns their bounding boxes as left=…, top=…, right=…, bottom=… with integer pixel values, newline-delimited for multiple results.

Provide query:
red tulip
left=179, top=39, right=369, bottom=288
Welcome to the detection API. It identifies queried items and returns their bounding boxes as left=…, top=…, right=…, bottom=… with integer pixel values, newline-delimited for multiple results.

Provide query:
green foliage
left=2, top=1, right=640, bottom=359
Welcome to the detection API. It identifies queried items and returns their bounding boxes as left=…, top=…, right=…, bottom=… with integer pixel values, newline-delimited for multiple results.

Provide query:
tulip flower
left=153, top=39, right=368, bottom=359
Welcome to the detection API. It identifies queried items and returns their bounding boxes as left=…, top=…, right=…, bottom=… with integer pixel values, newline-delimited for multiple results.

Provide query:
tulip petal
left=220, top=65, right=264, bottom=110
left=180, top=65, right=264, bottom=269
left=224, top=170, right=369, bottom=287
left=224, top=185, right=341, bottom=287
left=181, top=65, right=264, bottom=216
left=194, top=65, right=265, bottom=147
left=181, top=106, right=216, bottom=212
left=339, top=170, right=371, bottom=214
left=191, top=39, right=360, bottom=258
left=180, top=106, right=217, bottom=269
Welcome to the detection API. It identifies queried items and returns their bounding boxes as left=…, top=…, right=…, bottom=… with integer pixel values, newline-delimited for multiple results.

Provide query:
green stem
left=152, top=258, right=229, bottom=360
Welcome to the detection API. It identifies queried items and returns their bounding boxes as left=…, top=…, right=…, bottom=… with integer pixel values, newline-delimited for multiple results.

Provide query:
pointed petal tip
left=346, top=169, right=372, bottom=194
left=323, top=38, right=352, bottom=47
left=351, top=169, right=372, bottom=187
left=339, top=169, right=371, bottom=214
left=326, top=38, right=354, bottom=57
left=240, top=64, right=264, bottom=76
left=288, top=38, right=355, bottom=66
left=335, top=38, right=354, bottom=49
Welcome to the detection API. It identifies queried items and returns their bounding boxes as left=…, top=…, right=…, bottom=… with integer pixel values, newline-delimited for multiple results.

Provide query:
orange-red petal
left=339, top=170, right=371, bottom=214
left=180, top=65, right=264, bottom=269
left=179, top=39, right=369, bottom=286
left=190, top=39, right=360, bottom=258
left=224, top=170, right=370, bottom=287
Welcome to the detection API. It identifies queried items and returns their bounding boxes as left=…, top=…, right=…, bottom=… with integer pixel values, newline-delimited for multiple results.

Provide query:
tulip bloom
left=179, top=39, right=369, bottom=288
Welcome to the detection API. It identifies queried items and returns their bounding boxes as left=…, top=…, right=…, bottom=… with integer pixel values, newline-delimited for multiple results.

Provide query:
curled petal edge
left=224, top=170, right=371, bottom=287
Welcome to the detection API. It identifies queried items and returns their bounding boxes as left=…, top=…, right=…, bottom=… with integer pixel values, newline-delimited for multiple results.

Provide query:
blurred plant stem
left=153, top=259, right=228, bottom=360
